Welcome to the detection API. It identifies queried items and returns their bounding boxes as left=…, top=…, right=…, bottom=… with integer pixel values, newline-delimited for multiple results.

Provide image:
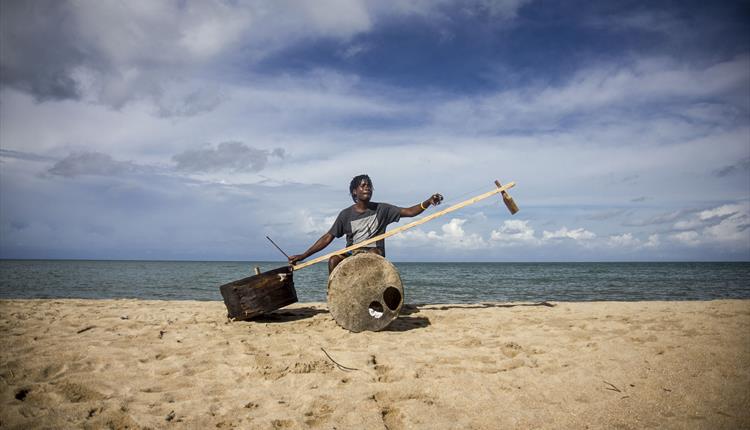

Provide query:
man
left=288, top=174, right=443, bottom=274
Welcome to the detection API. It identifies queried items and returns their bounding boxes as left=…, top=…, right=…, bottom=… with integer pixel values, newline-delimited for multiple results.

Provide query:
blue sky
left=1, top=0, right=748, bottom=262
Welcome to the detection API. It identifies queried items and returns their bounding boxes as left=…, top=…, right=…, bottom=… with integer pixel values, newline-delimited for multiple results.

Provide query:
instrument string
left=436, top=183, right=498, bottom=211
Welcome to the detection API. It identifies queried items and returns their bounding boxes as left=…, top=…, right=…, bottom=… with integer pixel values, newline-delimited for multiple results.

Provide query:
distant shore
left=1, top=299, right=748, bottom=429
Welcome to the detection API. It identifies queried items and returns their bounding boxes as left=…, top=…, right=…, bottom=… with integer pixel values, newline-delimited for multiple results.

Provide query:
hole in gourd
left=383, top=287, right=402, bottom=311
left=368, top=301, right=384, bottom=318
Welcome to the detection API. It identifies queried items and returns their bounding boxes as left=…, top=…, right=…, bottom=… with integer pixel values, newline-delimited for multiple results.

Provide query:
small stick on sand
left=604, top=381, right=622, bottom=392
left=321, top=348, right=359, bottom=372
left=76, top=326, right=96, bottom=334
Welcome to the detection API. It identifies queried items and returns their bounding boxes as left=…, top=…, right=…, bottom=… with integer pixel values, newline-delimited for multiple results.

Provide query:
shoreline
left=2, top=297, right=749, bottom=303
left=2, top=299, right=749, bottom=429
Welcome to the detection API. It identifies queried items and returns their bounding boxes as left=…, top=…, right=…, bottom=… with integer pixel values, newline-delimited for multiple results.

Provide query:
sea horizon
left=2, top=258, right=749, bottom=263
left=2, top=259, right=749, bottom=304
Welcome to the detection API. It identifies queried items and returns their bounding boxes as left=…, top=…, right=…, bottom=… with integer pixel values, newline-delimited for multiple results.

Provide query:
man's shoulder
left=372, top=202, right=399, bottom=211
left=336, top=205, right=355, bottom=218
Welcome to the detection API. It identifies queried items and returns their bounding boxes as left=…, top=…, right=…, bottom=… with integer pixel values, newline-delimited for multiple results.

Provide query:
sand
left=1, top=299, right=748, bottom=429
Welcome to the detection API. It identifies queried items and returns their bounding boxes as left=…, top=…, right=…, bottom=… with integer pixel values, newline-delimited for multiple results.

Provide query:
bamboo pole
left=291, top=181, right=515, bottom=271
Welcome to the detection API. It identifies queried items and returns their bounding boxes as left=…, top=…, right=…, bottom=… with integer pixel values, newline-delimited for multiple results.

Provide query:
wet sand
left=1, top=299, right=748, bottom=429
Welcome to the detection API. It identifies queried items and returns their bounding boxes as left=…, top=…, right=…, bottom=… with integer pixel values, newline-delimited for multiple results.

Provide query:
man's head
left=349, top=174, right=373, bottom=203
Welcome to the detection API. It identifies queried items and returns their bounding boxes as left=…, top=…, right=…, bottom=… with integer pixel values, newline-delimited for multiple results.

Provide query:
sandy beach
left=1, top=299, right=748, bottom=429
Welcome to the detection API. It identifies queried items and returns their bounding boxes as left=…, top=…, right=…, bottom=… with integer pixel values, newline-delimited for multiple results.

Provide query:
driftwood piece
left=219, top=266, right=297, bottom=320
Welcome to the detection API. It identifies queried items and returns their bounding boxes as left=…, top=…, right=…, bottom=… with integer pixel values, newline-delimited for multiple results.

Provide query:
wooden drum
left=327, top=253, right=404, bottom=332
left=219, top=266, right=297, bottom=320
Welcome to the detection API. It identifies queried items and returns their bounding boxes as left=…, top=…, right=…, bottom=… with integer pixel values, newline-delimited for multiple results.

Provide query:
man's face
left=353, top=179, right=372, bottom=203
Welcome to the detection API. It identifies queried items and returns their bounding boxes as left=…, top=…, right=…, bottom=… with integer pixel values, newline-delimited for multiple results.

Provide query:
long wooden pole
left=291, top=181, right=515, bottom=271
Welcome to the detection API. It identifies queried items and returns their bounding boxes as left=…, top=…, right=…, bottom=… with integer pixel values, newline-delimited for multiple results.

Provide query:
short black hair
left=349, top=174, right=373, bottom=202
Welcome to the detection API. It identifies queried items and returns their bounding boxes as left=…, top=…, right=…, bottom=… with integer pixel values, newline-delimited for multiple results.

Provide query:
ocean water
left=1, top=260, right=749, bottom=303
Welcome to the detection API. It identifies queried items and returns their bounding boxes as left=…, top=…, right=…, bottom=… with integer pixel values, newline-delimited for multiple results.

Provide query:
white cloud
left=430, top=54, right=749, bottom=134
left=490, top=219, right=538, bottom=245
left=664, top=203, right=750, bottom=249
left=172, top=142, right=284, bottom=173
left=392, top=218, right=488, bottom=250
left=47, top=151, right=141, bottom=177
left=699, top=204, right=744, bottom=221
left=459, top=0, right=533, bottom=19
left=338, top=43, right=371, bottom=59
left=438, top=218, right=488, bottom=249
left=607, top=233, right=640, bottom=248
left=644, top=234, right=660, bottom=248
left=599, top=9, right=683, bottom=34
left=701, top=204, right=750, bottom=245
left=542, top=227, right=596, bottom=241
left=673, top=219, right=702, bottom=230
left=299, top=210, right=337, bottom=236
left=300, top=0, right=372, bottom=37
left=2, top=0, right=533, bottom=112
left=0, top=1, right=256, bottom=109
left=670, top=230, right=700, bottom=246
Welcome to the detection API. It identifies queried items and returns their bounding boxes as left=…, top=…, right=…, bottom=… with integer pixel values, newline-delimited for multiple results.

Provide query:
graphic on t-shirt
left=350, top=213, right=378, bottom=244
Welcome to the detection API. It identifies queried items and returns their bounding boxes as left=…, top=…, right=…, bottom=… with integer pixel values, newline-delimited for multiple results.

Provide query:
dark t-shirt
left=328, top=202, right=401, bottom=256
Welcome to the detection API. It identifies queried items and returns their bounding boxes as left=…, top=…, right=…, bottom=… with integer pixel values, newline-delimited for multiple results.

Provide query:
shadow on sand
left=250, top=307, right=329, bottom=323
left=383, top=315, right=431, bottom=331
left=246, top=305, right=431, bottom=331
left=400, top=301, right=556, bottom=315
left=243, top=302, right=554, bottom=329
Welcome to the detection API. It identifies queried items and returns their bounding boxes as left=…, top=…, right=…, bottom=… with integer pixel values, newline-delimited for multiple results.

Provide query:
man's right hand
left=288, top=254, right=305, bottom=265
left=287, top=233, right=333, bottom=266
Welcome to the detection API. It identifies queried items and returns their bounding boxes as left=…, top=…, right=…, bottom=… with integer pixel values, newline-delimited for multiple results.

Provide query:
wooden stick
left=320, top=347, right=359, bottom=371
left=292, top=181, right=515, bottom=271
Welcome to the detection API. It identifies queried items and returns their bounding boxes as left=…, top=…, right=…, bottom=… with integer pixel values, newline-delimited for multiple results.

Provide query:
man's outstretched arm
left=288, top=233, right=335, bottom=265
left=400, top=193, right=443, bottom=218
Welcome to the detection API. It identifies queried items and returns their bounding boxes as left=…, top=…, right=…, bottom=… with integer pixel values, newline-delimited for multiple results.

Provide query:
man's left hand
left=429, top=193, right=443, bottom=206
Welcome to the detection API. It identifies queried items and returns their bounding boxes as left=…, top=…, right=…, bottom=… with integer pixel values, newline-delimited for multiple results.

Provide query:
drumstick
left=266, top=236, right=290, bottom=259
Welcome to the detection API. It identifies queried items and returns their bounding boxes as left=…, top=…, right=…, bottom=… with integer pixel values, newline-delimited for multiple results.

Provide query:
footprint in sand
left=629, top=334, right=658, bottom=344
left=290, top=360, right=335, bottom=374
left=380, top=405, right=404, bottom=430
left=303, top=400, right=334, bottom=427
left=496, top=358, right=526, bottom=372
left=39, top=362, right=68, bottom=380
left=271, top=418, right=295, bottom=429
left=53, top=381, right=106, bottom=403
left=367, top=355, right=396, bottom=383
left=373, top=390, right=436, bottom=429
left=84, top=407, right=140, bottom=429
left=375, top=364, right=402, bottom=383
left=457, top=337, right=482, bottom=347
left=140, top=385, right=168, bottom=394
left=501, top=342, right=523, bottom=358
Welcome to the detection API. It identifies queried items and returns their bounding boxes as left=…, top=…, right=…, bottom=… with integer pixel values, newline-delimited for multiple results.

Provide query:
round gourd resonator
left=327, top=253, right=404, bottom=332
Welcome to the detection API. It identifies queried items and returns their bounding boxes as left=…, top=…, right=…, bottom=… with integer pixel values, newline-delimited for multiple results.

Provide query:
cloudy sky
left=1, top=0, right=748, bottom=262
